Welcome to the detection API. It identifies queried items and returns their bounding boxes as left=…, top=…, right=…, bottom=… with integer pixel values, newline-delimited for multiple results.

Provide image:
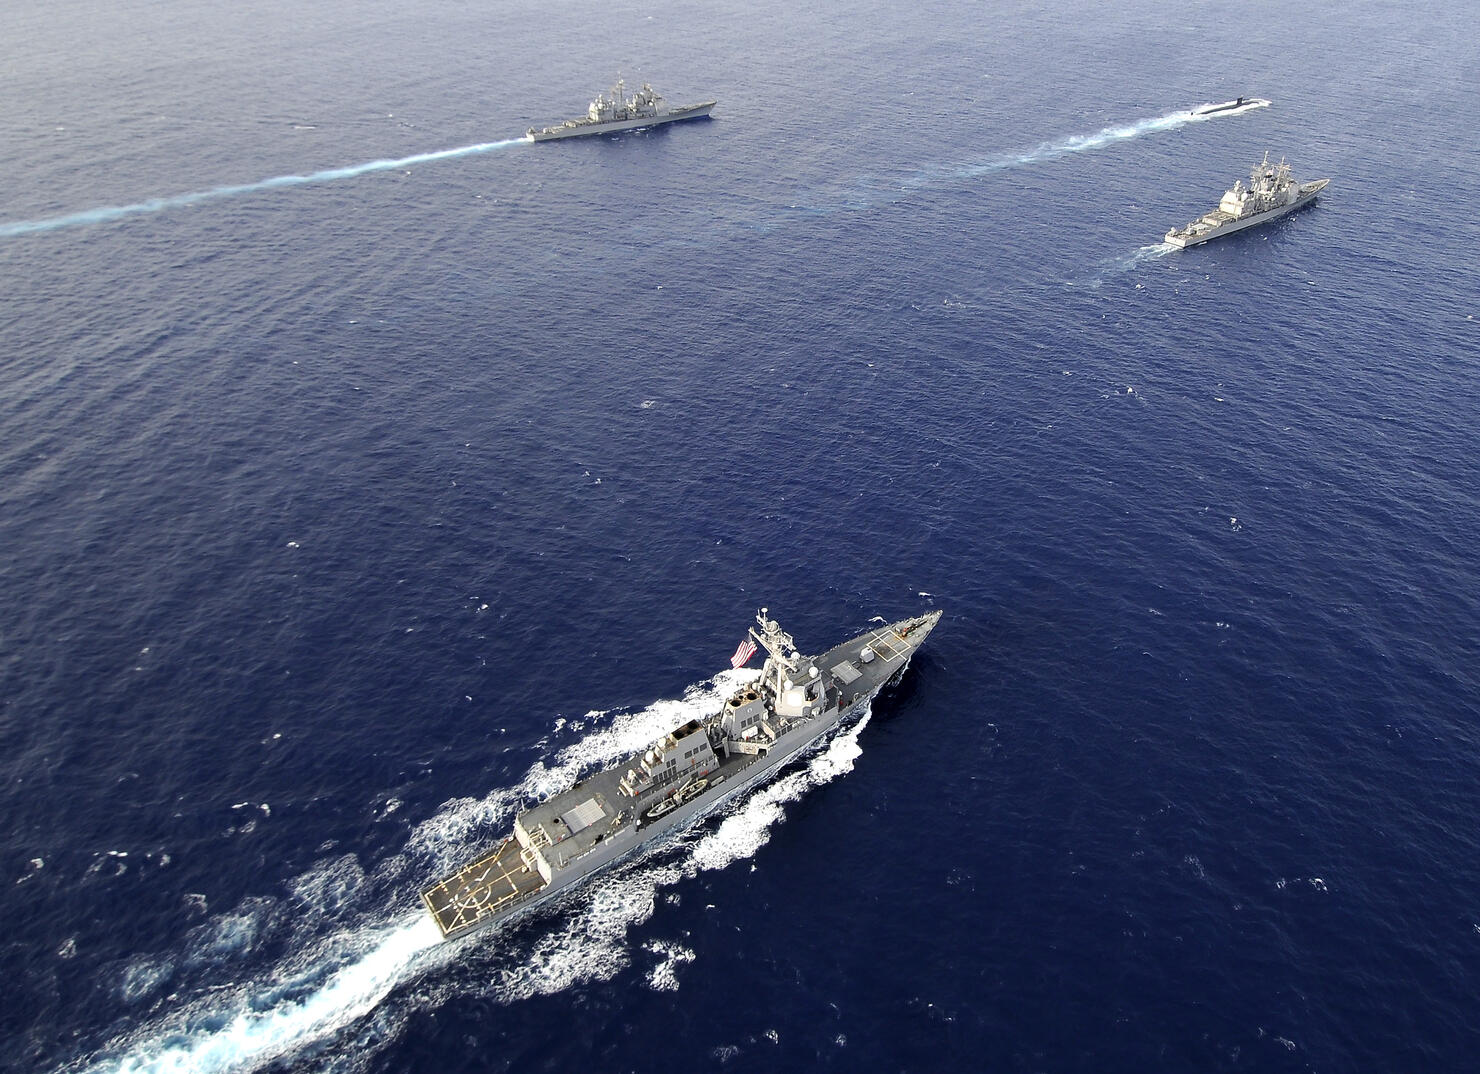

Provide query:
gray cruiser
left=526, top=81, right=715, bottom=142
left=1166, top=152, right=1330, bottom=249
left=422, top=607, right=942, bottom=942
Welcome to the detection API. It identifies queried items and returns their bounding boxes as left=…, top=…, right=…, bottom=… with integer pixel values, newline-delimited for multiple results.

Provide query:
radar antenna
left=751, top=608, right=800, bottom=670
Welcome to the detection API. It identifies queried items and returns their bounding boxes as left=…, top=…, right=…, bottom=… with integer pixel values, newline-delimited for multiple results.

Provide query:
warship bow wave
left=526, top=81, right=716, bottom=142
left=422, top=607, right=942, bottom=941
left=1166, top=152, right=1329, bottom=249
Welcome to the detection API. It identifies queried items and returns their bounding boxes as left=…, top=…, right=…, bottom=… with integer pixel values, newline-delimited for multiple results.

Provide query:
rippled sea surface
left=3, top=1, right=1478, bottom=1070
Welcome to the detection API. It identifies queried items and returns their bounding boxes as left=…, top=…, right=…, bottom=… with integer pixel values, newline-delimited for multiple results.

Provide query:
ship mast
left=750, top=608, right=800, bottom=671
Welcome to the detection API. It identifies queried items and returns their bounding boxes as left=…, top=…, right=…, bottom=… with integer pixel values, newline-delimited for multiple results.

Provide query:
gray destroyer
left=526, top=81, right=715, bottom=142
left=1166, top=152, right=1329, bottom=249
left=422, top=607, right=942, bottom=942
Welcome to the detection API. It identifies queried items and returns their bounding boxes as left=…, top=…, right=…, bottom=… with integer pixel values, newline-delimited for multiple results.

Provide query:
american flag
left=730, top=636, right=758, bottom=668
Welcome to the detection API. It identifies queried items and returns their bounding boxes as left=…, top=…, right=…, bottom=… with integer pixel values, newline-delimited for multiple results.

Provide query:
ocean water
left=3, top=0, right=1479, bottom=1070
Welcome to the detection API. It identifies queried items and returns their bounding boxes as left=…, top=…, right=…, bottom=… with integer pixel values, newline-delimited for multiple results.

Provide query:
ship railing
left=444, top=882, right=544, bottom=936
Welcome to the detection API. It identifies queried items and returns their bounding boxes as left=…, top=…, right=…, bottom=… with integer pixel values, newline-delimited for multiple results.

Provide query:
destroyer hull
left=422, top=612, right=937, bottom=943
left=423, top=691, right=862, bottom=942
left=1166, top=181, right=1327, bottom=249
left=527, top=102, right=715, bottom=142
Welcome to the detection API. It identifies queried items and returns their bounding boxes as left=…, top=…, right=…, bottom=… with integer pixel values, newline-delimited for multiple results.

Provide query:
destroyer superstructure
left=422, top=607, right=941, bottom=942
left=526, top=81, right=716, bottom=142
left=1166, top=152, right=1329, bottom=248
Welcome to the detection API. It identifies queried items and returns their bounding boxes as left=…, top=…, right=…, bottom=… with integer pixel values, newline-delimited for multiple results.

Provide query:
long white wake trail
left=80, top=670, right=874, bottom=1074
left=0, top=137, right=528, bottom=239
left=7, top=101, right=1262, bottom=240
left=949, top=99, right=1269, bottom=184
left=799, top=100, right=1267, bottom=216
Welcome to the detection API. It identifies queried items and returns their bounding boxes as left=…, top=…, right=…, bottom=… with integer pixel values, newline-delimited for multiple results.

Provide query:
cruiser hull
left=527, top=102, right=715, bottom=142
left=1166, top=180, right=1328, bottom=249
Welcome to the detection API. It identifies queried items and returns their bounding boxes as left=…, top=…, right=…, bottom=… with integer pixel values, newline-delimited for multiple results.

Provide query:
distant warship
left=1166, top=152, right=1329, bottom=248
left=422, top=607, right=942, bottom=941
left=526, top=81, right=716, bottom=142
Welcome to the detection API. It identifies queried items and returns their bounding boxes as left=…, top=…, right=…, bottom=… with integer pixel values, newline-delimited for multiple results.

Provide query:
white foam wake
left=1075, top=242, right=1177, bottom=288
left=79, top=670, right=871, bottom=1074
left=101, top=919, right=443, bottom=1074
left=799, top=101, right=1267, bottom=218
left=0, top=137, right=528, bottom=239
left=956, top=100, right=1267, bottom=181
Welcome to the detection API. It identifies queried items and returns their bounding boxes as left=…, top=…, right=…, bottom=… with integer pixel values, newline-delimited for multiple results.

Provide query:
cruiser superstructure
left=1166, top=152, right=1329, bottom=248
left=421, top=607, right=942, bottom=942
left=526, top=81, right=716, bottom=142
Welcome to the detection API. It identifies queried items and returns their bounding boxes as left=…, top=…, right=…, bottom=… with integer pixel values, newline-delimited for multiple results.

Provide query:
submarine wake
left=75, top=669, right=875, bottom=1074
left=0, top=137, right=528, bottom=240
left=798, top=100, right=1268, bottom=217
left=955, top=100, right=1269, bottom=183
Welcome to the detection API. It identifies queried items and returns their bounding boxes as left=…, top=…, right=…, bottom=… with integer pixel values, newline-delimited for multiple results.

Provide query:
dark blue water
left=4, top=1, right=1479, bottom=1070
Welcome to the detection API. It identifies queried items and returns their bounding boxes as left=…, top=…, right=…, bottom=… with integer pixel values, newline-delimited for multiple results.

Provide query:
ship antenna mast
left=751, top=608, right=800, bottom=670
